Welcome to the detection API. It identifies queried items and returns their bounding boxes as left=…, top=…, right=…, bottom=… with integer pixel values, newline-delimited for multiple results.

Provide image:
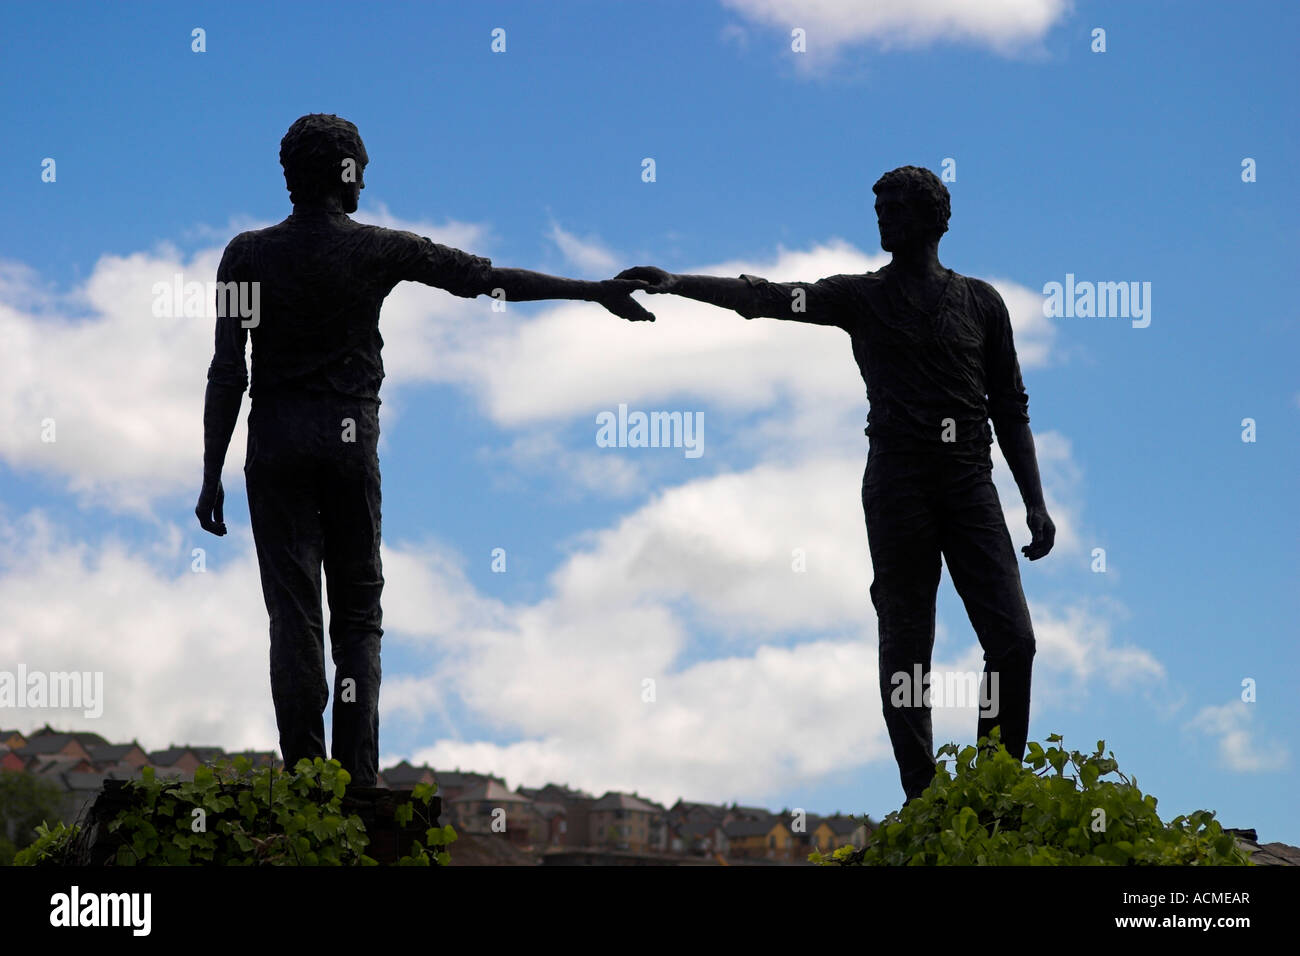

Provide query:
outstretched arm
left=386, top=232, right=654, bottom=321
left=487, top=269, right=654, bottom=321
left=616, top=266, right=845, bottom=326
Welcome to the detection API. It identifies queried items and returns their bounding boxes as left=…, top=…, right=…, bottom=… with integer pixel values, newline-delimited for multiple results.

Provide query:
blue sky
left=2, top=1, right=1297, bottom=842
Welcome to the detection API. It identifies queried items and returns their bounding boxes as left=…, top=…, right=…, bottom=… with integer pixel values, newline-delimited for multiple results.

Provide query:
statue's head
left=280, top=114, right=368, bottom=212
left=872, top=166, right=950, bottom=252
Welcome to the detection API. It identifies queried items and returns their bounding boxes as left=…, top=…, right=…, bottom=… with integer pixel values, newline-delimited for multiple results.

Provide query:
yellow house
left=725, top=819, right=794, bottom=860
left=809, top=818, right=837, bottom=853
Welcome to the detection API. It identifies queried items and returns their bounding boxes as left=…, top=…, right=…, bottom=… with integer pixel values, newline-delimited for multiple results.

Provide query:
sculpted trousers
left=863, top=441, right=1036, bottom=802
left=244, top=392, right=383, bottom=787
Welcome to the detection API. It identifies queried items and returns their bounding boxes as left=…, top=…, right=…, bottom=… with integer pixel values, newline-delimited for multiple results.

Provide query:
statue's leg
left=938, top=454, right=1036, bottom=762
left=864, top=447, right=943, bottom=803
left=321, top=401, right=384, bottom=788
left=245, top=402, right=329, bottom=773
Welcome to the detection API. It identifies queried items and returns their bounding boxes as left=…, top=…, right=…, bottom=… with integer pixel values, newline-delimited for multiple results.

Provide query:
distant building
left=724, top=818, right=794, bottom=860
left=529, top=801, right=567, bottom=846
left=147, top=746, right=225, bottom=773
left=670, top=819, right=729, bottom=857
left=522, top=783, right=594, bottom=847
left=451, top=781, right=536, bottom=845
left=824, top=814, right=871, bottom=849
left=589, top=792, right=663, bottom=852
left=379, top=760, right=436, bottom=789
left=15, top=734, right=93, bottom=763
left=87, top=742, right=149, bottom=771
left=432, top=769, right=507, bottom=804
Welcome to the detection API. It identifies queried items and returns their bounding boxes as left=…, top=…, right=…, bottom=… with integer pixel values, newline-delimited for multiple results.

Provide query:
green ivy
left=13, top=820, right=81, bottom=866
left=395, top=781, right=458, bottom=867
left=811, top=731, right=1253, bottom=866
left=15, top=756, right=454, bottom=866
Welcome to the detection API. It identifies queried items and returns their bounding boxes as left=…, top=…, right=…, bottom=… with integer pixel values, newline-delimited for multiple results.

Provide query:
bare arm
left=388, top=233, right=653, bottom=321
left=196, top=241, right=249, bottom=536
left=981, top=278, right=1054, bottom=560
left=196, top=381, right=241, bottom=536
left=615, top=267, right=845, bottom=326
left=995, top=420, right=1054, bottom=560
left=487, top=269, right=654, bottom=321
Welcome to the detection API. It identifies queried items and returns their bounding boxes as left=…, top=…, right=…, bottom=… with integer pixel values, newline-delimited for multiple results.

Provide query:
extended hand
left=595, top=278, right=655, bottom=322
left=616, top=266, right=678, bottom=294
left=196, top=475, right=227, bottom=536
left=1022, top=504, right=1055, bottom=560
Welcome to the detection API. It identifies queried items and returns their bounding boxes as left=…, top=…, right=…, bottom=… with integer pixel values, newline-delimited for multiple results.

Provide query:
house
left=670, top=799, right=728, bottom=828
left=15, top=734, right=93, bottom=763
left=25, top=726, right=109, bottom=750
left=0, top=750, right=25, bottom=772
left=809, top=816, right=837, bottom=853
left=724, top=818, right=794, bottom=860
left=450, top=780, right=536, bottom=844
left=728, top=803, right=774, bottom=823
left=824, top=814, right=871, bottom=849
left=87, top=742, right=149, bottom=771
left=433, top=769, right=507, bottom=803
left=529, top=801, right=568, bottom=846
left=522, top=783, right=594, bottom=847
left=0, top=729, right=26, bottom=750
left=589, top=791, right=662, bottom=852
left=28, top=755, right=95, bottom=777
left=784, top=813, right=837, bottom=856
left=379, top=760, right=437, bottom=789
left=670, top=819, right=729, bottom=857
left=147, top=746, right=225, bottom=773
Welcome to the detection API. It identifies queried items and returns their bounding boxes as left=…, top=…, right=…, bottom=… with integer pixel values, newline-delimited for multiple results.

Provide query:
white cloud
left=547, top=222, right=620, bottom=275
left=549, top=456, right=873, bottom=634
left=361, top=203, right=491, bottom=255
left=1188, top=701, right=1289, bottom=773
left=0, top=508, right=277, bottom=750
left=1030, top=600, right=1163, bottom=690
left=721, top=0, right=1071, bottom=56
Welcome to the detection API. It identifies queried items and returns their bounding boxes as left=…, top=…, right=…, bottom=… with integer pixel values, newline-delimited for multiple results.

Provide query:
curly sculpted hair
left=279, top=114, right=368, bottom=206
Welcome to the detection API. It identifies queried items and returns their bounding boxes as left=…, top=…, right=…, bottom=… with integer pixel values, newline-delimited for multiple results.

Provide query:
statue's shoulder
left=225, top=218, right=289, bottom=250
left=349, top=221, right=429, bottom=251
left=959, top=274, right=1004, bottom=307
left=815, top=269, right=884, bottom=290
left=954, top=275, right=1013, bottom=329
left=218, top=227, right=265, bottom=271
left=836, top=267, right=886, bottom=300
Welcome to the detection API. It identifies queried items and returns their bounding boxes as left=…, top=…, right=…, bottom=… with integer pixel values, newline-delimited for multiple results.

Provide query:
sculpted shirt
left=731, top=268, right=1030, bottom=454
left=207, top=209, right=494, bottom=405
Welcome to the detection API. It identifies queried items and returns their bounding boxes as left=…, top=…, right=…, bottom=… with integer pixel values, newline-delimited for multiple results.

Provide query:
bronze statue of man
left=196, top=113, right=651, bottom=787
left=619, top=166, right=1054, bottom=802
